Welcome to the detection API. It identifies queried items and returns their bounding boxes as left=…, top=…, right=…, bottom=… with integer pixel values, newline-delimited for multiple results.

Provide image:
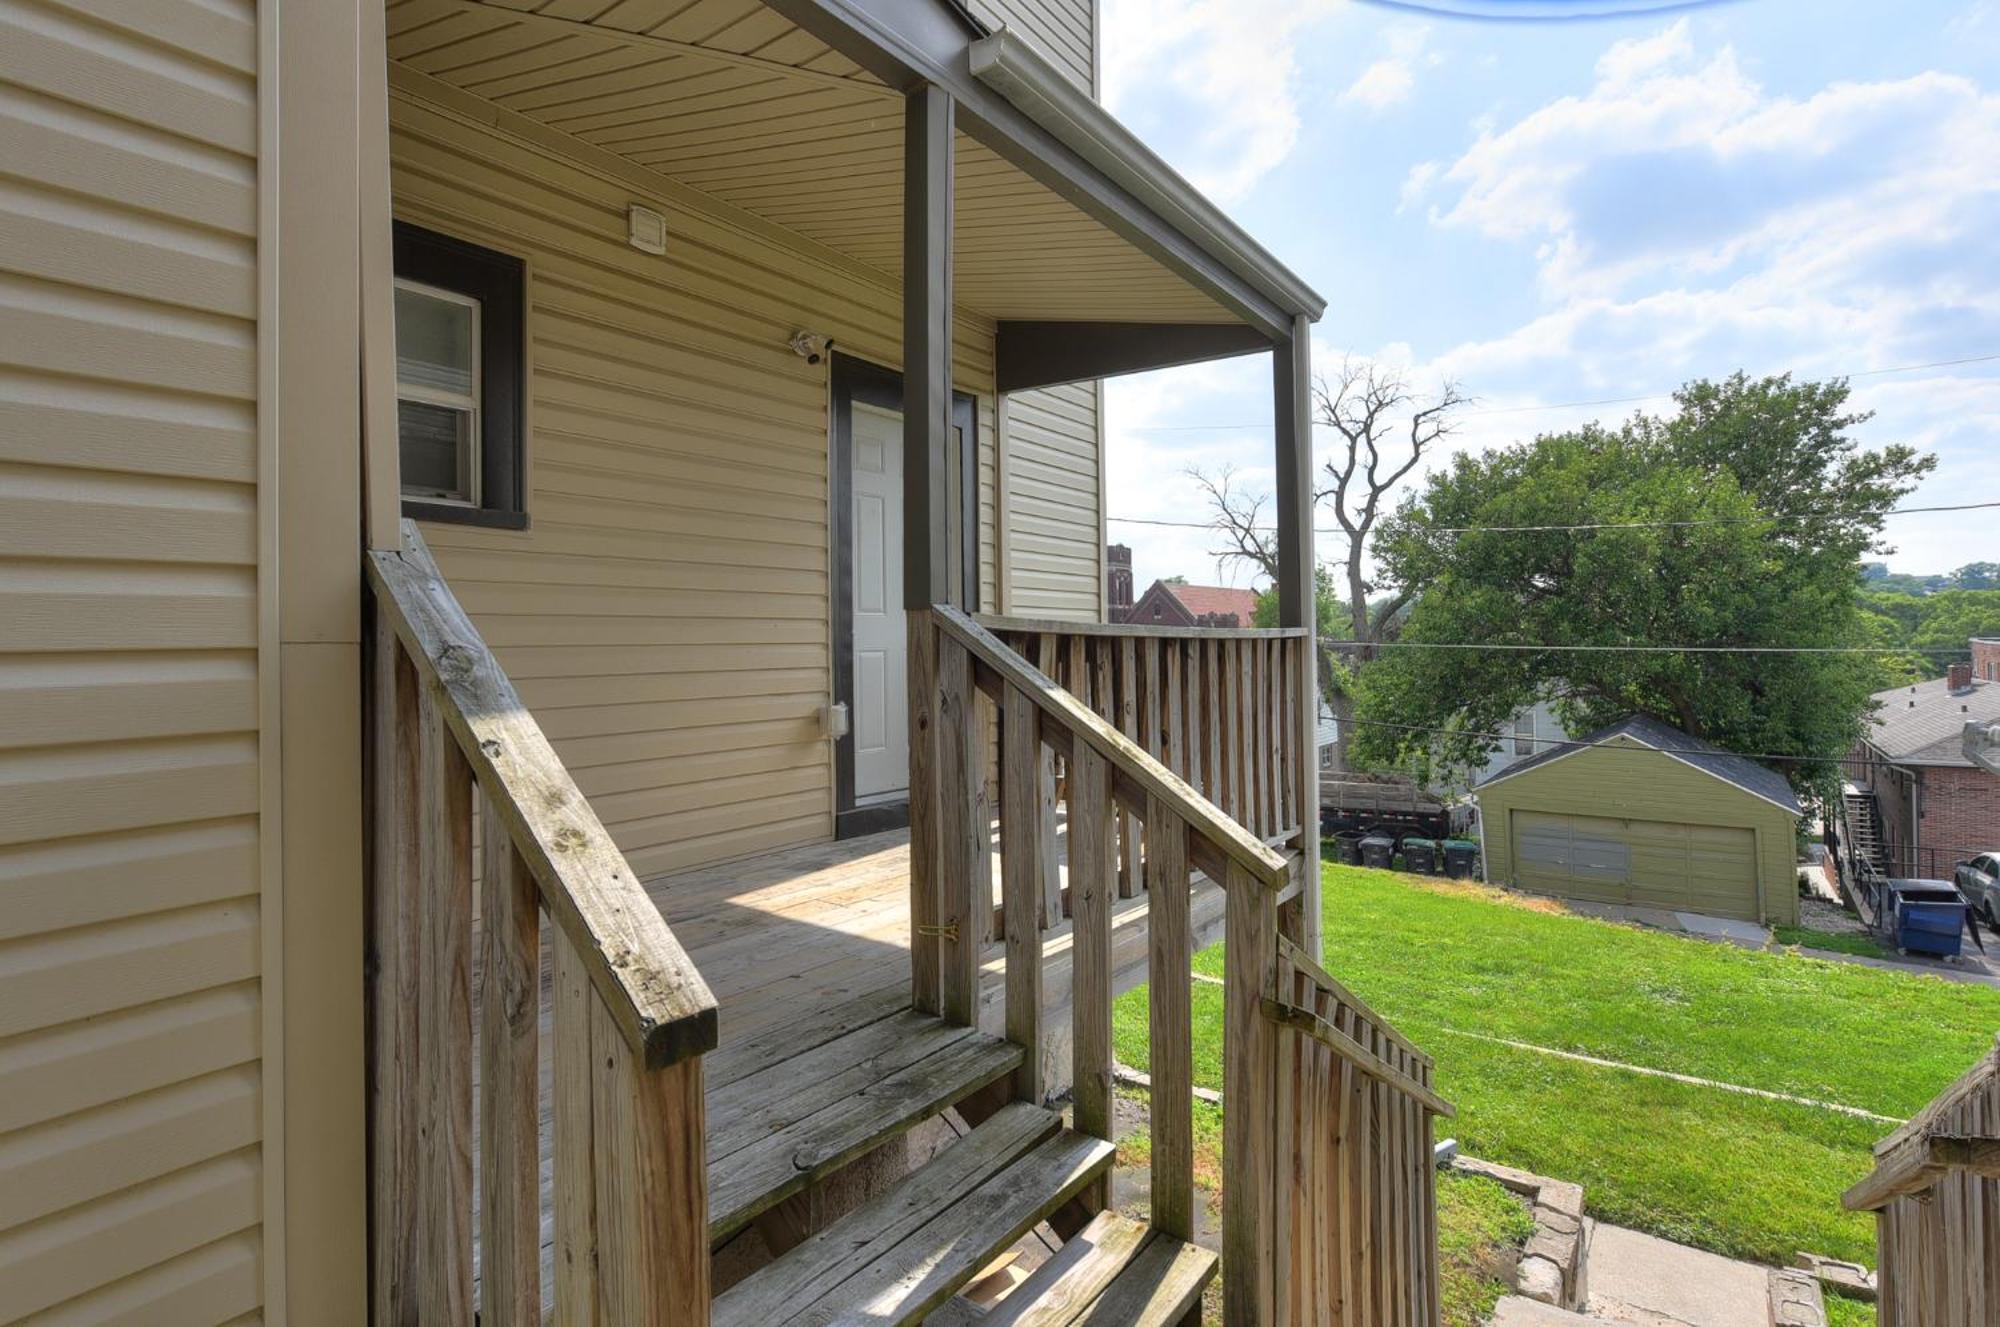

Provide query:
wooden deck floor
left=471, top=825, right=1230, bottom=1314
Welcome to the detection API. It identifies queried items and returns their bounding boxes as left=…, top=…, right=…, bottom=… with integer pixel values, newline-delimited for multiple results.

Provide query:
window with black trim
left=393, top=222, right=527, bottom=529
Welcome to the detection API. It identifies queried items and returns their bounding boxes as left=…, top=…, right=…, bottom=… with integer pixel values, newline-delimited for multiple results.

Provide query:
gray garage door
left=1513, top=811, right=1759, bottom=920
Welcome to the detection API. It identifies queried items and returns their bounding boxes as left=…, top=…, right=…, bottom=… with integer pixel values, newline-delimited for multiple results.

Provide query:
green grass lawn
left=1771, top=925, right=1891, bottom=959
left=1113, top=862, right=2000, bottom=1271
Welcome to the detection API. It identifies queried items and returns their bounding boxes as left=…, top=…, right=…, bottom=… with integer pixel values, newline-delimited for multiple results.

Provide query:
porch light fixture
left=627, top=203, right=668, bottom=255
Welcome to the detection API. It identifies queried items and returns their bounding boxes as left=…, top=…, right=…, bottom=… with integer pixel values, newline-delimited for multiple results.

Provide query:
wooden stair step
left=985, top=1213, right=1217, bottom=1327
left=714, top=1104, right=1116, bottom=1327
left=708, top=1016, right=1023, bottom=1245
left=982, top=1211, right=1151, bottom=1326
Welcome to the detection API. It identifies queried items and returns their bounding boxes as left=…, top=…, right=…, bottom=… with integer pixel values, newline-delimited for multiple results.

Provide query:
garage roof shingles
left=1478, top=713, right=1802, bottom=814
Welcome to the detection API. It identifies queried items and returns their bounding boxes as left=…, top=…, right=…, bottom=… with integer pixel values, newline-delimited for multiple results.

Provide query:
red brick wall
left=1974, top=638, right=2000, bottom=683
left=1918, top=764, right=2000, bottom=867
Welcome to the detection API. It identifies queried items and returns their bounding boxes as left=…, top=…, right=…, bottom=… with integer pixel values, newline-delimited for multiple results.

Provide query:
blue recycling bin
left=1888, top=879, right=1969, bottom=958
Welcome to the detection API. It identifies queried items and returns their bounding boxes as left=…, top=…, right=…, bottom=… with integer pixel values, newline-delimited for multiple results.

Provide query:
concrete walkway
left=1494, top=1223, right=1800, bottom=1327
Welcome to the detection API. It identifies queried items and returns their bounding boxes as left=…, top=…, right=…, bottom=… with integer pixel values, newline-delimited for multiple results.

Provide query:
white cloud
left=1344, top=58, right=1417, bottom=111
left=1102, top=0, right=1343, bottom=204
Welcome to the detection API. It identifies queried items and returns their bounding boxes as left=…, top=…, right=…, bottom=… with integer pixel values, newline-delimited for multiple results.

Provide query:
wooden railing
left=366, top=522, right=718, bottom=1327
left=1844, top=1036, right=2000, bottom=1326
left=978, top=615, right=1312, bottom=860
left=924, top=606, right=1449, bottom=1325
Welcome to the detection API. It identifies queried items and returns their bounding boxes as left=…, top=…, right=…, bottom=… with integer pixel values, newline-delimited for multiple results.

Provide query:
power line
left=1118, top=351, right=2000, bottom=433
left=1105, top=497, right=2000, bottom=536
left=1324, top=639, right=1973, bottom=656
left=1331, top=713, right=1916, bottom=772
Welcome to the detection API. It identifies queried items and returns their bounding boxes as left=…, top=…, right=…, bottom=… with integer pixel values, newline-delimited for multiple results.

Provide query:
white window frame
left=394, top=276, right=483, bottom=508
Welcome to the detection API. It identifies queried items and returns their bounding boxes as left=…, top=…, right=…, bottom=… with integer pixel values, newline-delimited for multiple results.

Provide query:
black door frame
left=830, top=353, right=978, bottom=839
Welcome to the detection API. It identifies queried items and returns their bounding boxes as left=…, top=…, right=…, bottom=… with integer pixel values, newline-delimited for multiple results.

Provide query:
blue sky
left=1097, top=0, right=2000, bottom=589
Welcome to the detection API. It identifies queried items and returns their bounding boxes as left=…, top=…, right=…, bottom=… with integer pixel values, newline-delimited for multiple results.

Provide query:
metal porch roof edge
left=1473, top=714, right=1802, bottom=816
left=758, top=0, right=1322, bottom=338
left=967, top=27, right=1328, bottom=323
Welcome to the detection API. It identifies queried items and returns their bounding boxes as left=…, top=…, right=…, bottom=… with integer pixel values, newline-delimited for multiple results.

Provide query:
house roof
left=1865, top=674, right=2000, bottom=766
left=1317, top=699, right=1340, bottom=750
left=1476, top=713, right=1802, bottom=814
left=1168, top=584, right=1260, bottom=623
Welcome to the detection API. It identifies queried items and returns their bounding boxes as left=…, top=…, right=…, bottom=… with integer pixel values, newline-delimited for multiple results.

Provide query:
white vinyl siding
left=0, top=0, right=264, bottom=1320
left=1004, top=380, right=1104, bottom=619
left=390, top=84, right=1001, bottom=879
left=967, top=0, right=1097, bottom=94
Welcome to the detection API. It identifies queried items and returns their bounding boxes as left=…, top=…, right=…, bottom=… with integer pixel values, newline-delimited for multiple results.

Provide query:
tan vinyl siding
left=391, top=84, right=1000, bottom=878
left=1003, top=380, right=1103, bottom=619
left=968, top=0, right=1097, bottom=94
left=0, top=0, right=265, bottom=1321
left=1475, top=737, right=1799, bottom=926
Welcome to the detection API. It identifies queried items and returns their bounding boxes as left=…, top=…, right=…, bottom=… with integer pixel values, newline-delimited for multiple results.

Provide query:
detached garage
left=1473, top=715, right=1802, bottom=926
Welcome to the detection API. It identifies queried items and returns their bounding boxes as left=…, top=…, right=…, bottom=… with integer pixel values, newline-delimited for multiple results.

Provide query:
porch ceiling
left=386, top=0, right=1238, bottom=324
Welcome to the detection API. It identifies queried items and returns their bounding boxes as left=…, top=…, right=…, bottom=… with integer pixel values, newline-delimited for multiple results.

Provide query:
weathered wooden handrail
left=934, top=605, right=1288, bottom=889
left=369, top=521, right=718, bottom=1066
left=979, top=613, right=1311, bottom=859
left=367, top=520, right=715, bottom=1326
left=1844, top=1036, right=2000, bottom=1325
left=927, top=610, right=1449, bottom=1324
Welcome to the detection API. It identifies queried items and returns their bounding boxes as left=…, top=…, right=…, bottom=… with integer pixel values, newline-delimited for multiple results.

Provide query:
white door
left=851, top=402, right=908, bottom=802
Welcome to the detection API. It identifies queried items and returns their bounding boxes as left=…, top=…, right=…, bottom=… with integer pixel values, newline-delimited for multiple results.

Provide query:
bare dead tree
left=1192, top=357, right=1468, bottom=770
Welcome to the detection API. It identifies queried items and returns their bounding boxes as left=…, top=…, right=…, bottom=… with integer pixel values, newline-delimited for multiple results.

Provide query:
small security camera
left=788, top=330, right=835, bottom=365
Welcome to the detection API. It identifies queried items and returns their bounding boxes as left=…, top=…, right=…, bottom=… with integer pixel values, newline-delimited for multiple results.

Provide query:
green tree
left=1951, top=562, right=2000, bottom=591
left=1352, top=374, right=1934, bottom=790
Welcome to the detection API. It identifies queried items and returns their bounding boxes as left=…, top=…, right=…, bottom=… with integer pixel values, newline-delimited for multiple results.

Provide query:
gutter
left=968, top=27, right=1328, bottom=324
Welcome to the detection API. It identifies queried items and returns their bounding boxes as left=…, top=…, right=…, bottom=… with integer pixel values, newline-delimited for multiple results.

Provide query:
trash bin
left=1888, top=879, right=1969, bottom=957
left=1358, top=834, right=1395, bottom=870
left=1401, top=837, right=1439, bottom=874
left=1441, top=838, right=1479, bottom=880
left=1333, top=833, right=1363, bottom=866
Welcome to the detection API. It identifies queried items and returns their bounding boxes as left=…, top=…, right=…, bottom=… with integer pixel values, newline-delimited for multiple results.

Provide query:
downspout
left=1474, top=795, right=1490, bottom=885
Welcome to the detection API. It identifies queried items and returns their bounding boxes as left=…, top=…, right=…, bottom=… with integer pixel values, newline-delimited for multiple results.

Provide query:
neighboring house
left=1850, top=640, right=2000, bottom=879
left=1474, top=716, right=1803, bottom=926
left=1467, top=699, right=1573, bottom=790
left=0, top=3, right=1459, bottom=1325
left=1122, top=578, right=1263, bottom=627
left=1318, top=698, right=1342, bottom=770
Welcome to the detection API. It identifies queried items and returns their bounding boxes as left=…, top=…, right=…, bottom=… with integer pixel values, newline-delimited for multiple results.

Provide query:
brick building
left=1119, top=578, right=1262, bottom=628
left=1851, top=638, right=2000, bottom=877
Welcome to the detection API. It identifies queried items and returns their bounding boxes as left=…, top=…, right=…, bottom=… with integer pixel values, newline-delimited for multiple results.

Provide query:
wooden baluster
left=553, top=930, right=599, bottom=1325
left=1337, top=1000, right=1366, bottom=1327
left=369, top=618, right=421, bottom=1326
left=1185, top=641, right=1202, bottom=797
left=938, top=633, right=985, bottom=1026
left=909, top=614, right=942, bottom=1016
left=1224, top=864, right=1277, bottom=1326
left=480, top=807, right=541, bottom=1327
left=1166, top=640, right=1186, bottom=785
left=1036, top=647, right=1063, bottom=928
left=1002, top=684, right=1045, bottom=1103
left=1147, top=800, right=1194, bottom=1241
left=1253, top=640, right=1270, bottom=836
left=1205, top=641, right=1224, bottom=815
left=1216, top=643, right=1232, bottom=819
left=417, top=686, right=474, bottom=1323
left=1070, top=740, right=1115, bottom=1214
left=1117, top=637, right=1139, bottom=898
left=591, top=998, right=709, bottom=1327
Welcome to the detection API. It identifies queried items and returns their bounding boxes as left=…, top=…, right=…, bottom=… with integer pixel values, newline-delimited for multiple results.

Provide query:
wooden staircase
left=715, top=1099, right=1214, bottom=1326
left=365, top=536, right=1447, bottom=1327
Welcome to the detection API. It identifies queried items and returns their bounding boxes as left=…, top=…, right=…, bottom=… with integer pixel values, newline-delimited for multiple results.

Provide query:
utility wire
left=1330, top=713, right=1924, bottom=771
left=1119, top=351, right=2000, bottom=433
left=1105, top=497, right=2000, bottom=536
left=1323, top=639, right=1975, bottom=656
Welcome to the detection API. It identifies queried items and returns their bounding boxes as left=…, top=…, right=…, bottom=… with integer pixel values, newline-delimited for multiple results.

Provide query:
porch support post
left=1273, top=314, right=1320, bottom=959
left=905, top=82, right=955, bottom=1017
